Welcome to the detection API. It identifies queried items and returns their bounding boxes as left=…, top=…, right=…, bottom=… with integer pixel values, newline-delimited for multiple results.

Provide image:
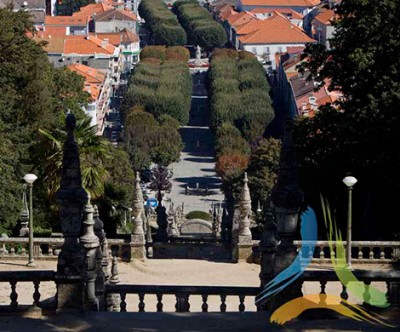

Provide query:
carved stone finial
left=239, top=172, right=252, bottom=237
left=132, top=172, right=144, bottom=236
left=56, top=112, right=88, bottom=278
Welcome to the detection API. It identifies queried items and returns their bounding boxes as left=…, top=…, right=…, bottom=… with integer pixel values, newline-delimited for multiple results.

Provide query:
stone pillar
left=212, top=203, right=222, bottom=238
left=106, top=256, right=121, bottom=312
left=237, top=173, right=253, bottom=261
left=131, top=173, right=146, bottom=258
left=93, top=205, right=109, bottom=310
left=268, top=118, right=304, bottom=310
left=55, top=113, right=88, bottom=310
left=258, top=204, right=280, bottom=310
left=131, top=172, right=146, bottom=260
left=18, top=184, right=29, bottom=237
left=80, top=198, right=101, bottom=311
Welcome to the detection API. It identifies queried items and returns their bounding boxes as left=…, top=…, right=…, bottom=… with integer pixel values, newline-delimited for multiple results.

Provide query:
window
left=263, top=46, right=270, bottom=54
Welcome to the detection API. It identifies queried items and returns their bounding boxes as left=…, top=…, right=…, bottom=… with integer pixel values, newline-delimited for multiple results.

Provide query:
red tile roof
left=90, top=28, right=139, bottom=46
left=228, top=11, right=256, bottom=27
left=36, top=26, right=67, bottom=38
left=220, top=9, right=238, bottom=21
left=72, top=3, right=113, bottom=18
left=45, top=15, right=88, bottom=26
left=68, top=63, right=106, bottom=84
left=63, top=35, right=116, bottom=55
left=94, top=9, right=137, bottom=22
left=251, top=7, right=304, bottom=19
left=238, top=13, right=316, bottom=44
left=314, top=9, right=335, bottom=25
left=240, top=0, right=320, bottom=6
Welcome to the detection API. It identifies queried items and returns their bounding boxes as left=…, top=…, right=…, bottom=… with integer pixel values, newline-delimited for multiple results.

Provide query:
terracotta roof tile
left=72, top=3, right=113, bottom=19
left=228, top=11, right=257, bottom=27
left=251, top=8, right=304, bottom=19
left=238, top=13, right=316, bottom=44
left=45, top=15, right=88, bottom=26
left=63, top=35, right=116, bottom=55
left=94, top=9, right=137, bottom=22
left=314, top=9, right=335, bottom=25
left=90, top=28, right=139, bottom=46
left=220, top=9, right=238, bottom=21
left=240, top=0, right=320, bottom=7
left=68, top=63, right=106, bottom=84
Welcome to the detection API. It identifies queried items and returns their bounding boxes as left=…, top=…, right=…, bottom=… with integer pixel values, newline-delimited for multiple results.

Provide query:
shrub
left=139, top=0, right=187, bottom=46
left=174, top=1, right=227, bottom=49
left=140, top=46, right=167, bottom=61
left=33, top=226, right=52, bottom=237
left=186, top=210, right=211, bottom=221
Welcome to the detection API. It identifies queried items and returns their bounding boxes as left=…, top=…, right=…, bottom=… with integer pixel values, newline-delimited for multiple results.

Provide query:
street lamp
left=23, top=173, right=38, bottom=267
left=343, top=176, right=357, bottom=269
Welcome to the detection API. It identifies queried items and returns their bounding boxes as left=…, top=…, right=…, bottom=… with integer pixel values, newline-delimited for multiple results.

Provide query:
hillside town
left=0, top=0, right=399, bottom=331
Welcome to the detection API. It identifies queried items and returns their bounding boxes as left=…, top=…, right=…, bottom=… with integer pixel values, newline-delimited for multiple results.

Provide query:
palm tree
left=38, top=116, right=111, bottom=200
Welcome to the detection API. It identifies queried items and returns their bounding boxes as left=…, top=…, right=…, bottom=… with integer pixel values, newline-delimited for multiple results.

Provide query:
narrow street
left=168, top=72, right=224, bottom=213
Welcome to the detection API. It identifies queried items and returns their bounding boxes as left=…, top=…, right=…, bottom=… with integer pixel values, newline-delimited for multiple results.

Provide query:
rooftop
left=91, top=28, right=139, bottom=46
left=72, top=3, right=113, bottom=18
left=314, top=9, right=335, bottom=25
left=45, top=15, right=88, bottom=26
left=94, top=8, right=137, bottom=22
left=238, top=13, right=316, bottom=44
left=240, top=0, right=320, bottom=7
left=67, top=63, right=106, bottom=84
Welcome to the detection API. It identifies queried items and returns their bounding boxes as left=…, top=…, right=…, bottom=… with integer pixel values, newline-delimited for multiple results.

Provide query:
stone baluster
left=220, top=295, right=227, bottom=312
left=319, top=245, right=325, bottom=259
left=138, top=293, right=145, bottom=312
left=156, top=293, right=163, bottom=312
left=10, top=280, right=18, bottom=309
left=107, top=256, right=121, bottom=312
left=238, top=295, right=245, bottom=312
left=369, top=247, right=374, bottom=260
left=33, top=280, right=41, bottom=306
left=358, top=246, right=363, bottom=259
left=55, top=112, right=88, bottom=310
left=131, top=172, right=146, bottom=260
left=380, top=247, right=385, bottom=260
left=80, top=197, right=100, bottom=311
left=201, top=295, right=208, bottom=312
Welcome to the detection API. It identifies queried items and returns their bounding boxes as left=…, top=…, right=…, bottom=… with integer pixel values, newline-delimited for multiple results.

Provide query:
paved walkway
left=168, top=72, right=224, bottom=213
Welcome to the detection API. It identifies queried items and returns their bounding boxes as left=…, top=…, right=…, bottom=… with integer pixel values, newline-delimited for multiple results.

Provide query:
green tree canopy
left=295, top=0, right=400, bottom=239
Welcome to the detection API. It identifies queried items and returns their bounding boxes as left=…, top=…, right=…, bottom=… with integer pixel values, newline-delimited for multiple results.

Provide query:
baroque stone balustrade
left=298, top=269, right=400, bottom=308
left=0, top=270, right=56, bottom=312
left=293, top=241, right=400, bottom=264
left=104, top=284, right=261, bottom=312
left=0, top=238, right=137, bottom=260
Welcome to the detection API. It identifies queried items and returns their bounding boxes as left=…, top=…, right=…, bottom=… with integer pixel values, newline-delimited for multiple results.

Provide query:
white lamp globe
left=23, top=174, right=38, bottom=184
left=343, top=176, right=357, bottom=188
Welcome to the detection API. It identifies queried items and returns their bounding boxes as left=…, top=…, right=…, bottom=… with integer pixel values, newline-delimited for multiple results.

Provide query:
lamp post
left=343, top=176, right=357, bottom=269
left=23, top=173, right=38, bottom=267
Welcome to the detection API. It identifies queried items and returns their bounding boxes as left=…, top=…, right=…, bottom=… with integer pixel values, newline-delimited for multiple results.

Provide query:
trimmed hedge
left=140, top=45, right=190, bottom=62
left=123, top=59, right=192, bottom=125
left=209, top=49, right=274, bottom=143
left=186, top=210, right=211, bottom=221
left=139, top=0, right=187, bottom=46
left=173, top=0, right=227, bottom=49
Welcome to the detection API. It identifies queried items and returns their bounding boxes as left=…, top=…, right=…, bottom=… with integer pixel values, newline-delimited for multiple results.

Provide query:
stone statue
left=196, top=45, right=201, bottom=61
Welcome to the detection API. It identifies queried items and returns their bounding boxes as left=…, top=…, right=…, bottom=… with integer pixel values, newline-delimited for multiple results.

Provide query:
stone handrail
left=0, top=270, right=56, bottom=312
left=104, top=284, right=260, bottom=312
left=293, top=240, right=400, bottom=263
